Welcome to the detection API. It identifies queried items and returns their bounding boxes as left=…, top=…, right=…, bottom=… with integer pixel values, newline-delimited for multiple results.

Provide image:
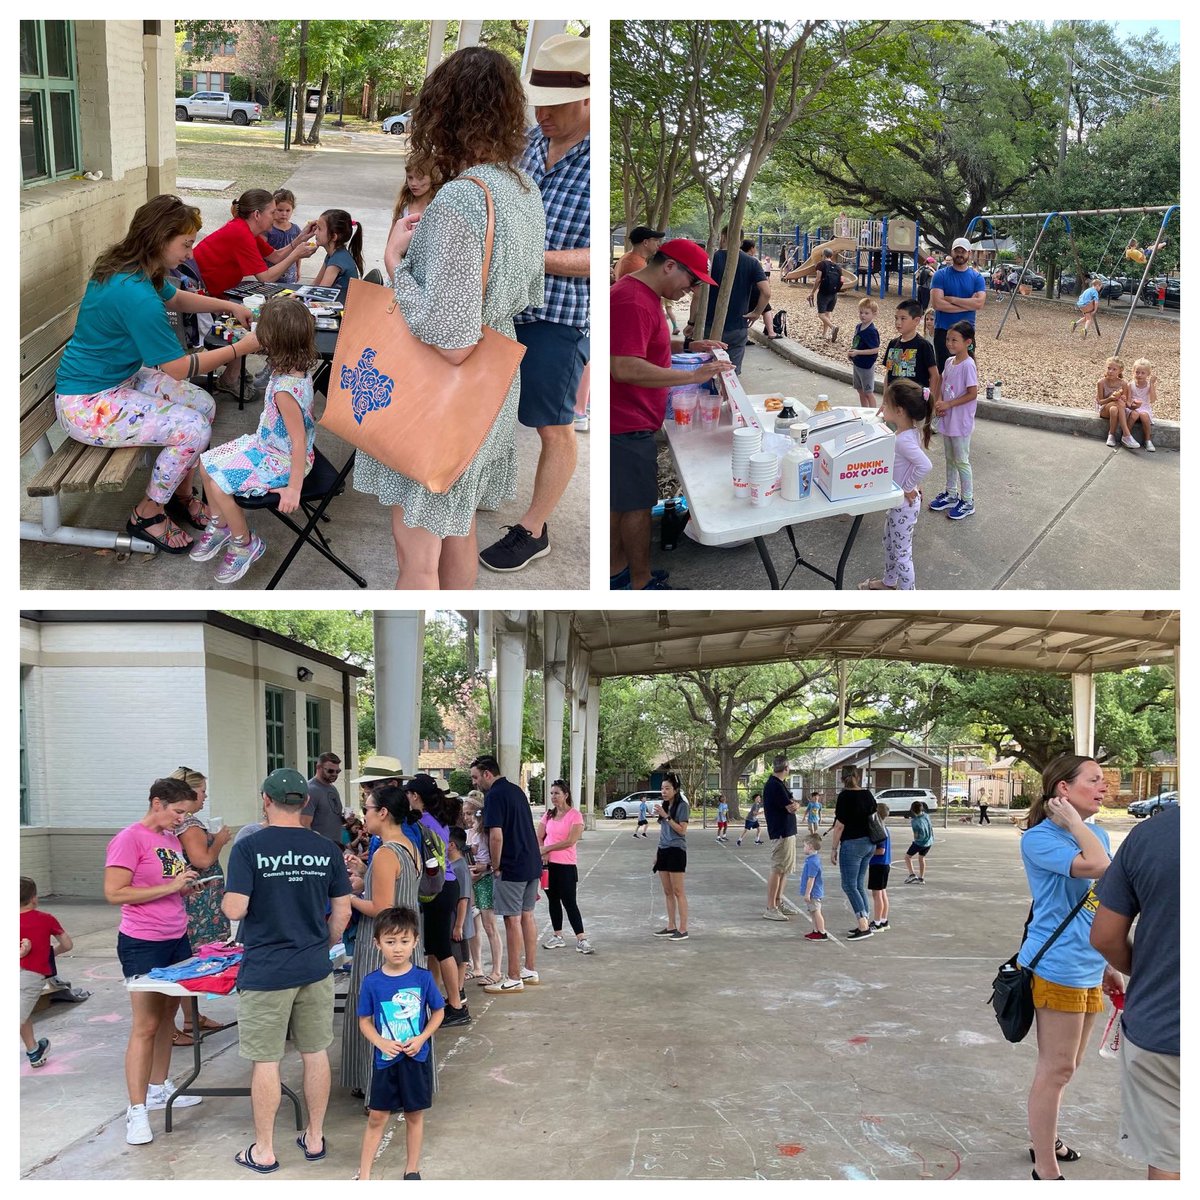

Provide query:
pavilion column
left=426, top=21, right=449, bottom=77
left=458, top=20, right=483, bottom=48
left=496, top=614, right=527, bottom=783
left=568, top=689, right=584, bottom=816
left=583, top=674, right=600, bottom=830
left=1071, top=672, right=1096, bottom=757
left=543, top=612, right=569, bottom=791
left=373, top=611, right=424, bottom=772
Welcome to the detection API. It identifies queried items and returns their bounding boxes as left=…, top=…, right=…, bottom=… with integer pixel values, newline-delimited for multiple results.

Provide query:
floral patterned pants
left=55, top=369, right=215, bottom=503
left=882, top=495, right=920, bottom=590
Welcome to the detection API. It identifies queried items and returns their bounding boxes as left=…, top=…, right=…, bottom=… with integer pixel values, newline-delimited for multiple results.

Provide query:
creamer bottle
left=781, top=424, right=815, bottom=501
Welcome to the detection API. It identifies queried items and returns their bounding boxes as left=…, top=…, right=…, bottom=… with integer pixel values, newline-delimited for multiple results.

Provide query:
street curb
left=749, top=329, right=1180, bottom=451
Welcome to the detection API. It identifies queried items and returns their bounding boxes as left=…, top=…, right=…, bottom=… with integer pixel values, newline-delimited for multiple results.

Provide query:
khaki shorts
left=771, top=835, right=796, bottom=875
left=19, top=969, right=47, bottom=1023
left=1118, top=1036, right=1180, bottom=1173
left=237, top=973, right=334, bottom=1062
left=804, top=898, right=822, bottom=915
left=1031, top=973, right=1103, bottom=1014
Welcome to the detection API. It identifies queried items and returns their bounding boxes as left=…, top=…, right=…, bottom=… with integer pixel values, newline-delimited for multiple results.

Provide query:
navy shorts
left=611, top=430, right=658, bottom=512
left=906, top=842, right=931, bottom=857
left=116, top=931, right=192, bottom=980
left=868, top=863, right=891, bottom=891
left=744, top=819, right=760, bottom=830
left=516, top=320, right=589, bottom=427
left=369, top=1053, right=434, bottom=1113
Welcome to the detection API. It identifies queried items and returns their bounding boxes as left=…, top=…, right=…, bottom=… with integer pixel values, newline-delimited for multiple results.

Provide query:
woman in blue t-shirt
left=54, top=195, right=259, bottom=553
left=311, top=209, right=364, bottom=304
left=1019, top=754, right=1119, bottom=1180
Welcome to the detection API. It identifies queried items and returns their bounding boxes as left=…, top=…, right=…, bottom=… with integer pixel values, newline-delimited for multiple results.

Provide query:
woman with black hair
left=538, top=780, right=593, bottom=954
left=652, top=773, right=690, bottom=941
left=828, top=765, right=878, bottom=940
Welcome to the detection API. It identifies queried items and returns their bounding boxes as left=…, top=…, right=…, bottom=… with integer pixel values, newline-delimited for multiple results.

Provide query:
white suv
left=874, top=787, right=939, bottom=812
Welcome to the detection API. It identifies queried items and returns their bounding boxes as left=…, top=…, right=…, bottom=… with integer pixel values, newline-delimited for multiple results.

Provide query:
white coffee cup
left=209, top=816, right=224, bottom=833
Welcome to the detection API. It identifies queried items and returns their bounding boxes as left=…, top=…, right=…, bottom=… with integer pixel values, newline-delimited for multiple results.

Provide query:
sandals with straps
left=126, top=508, right=192, bottom=554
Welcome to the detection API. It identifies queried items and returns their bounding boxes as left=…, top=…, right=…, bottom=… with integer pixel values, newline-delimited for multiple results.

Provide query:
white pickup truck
left=175, top=91, right=262, bottom=125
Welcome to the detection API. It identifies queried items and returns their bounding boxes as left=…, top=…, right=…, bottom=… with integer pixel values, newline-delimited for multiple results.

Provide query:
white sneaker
left=1121, top=435, right=1139, bottom=449
left=779, top=898, right=803, bottom=916
left=126, top=1104, right=153, bottom=1145
left=1145, top=440, right=1157, bottom=452
left=146, top=1080, right=203, bottom=1110
left=483, top=977, right=524, bottom=993
left=762, top=908, right=790, bottom=921
left=542, top=934, right=566, bottom=949
left=1106, top=434, right=1117, bottom=447
left=574, top=411, right=589, bottom=433
left=576, top=938, right=595, bottom=954
left=519, top=968, right=540, bottom=985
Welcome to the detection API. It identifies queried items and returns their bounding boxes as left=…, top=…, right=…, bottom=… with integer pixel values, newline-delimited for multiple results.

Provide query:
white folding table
left=663, top=406, right=904, bottom=589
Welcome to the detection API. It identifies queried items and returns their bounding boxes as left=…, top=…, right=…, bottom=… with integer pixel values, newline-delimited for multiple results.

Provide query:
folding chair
left=234, top=447, right=367, bottom=589
left=363, top=268, right=384, bottom=285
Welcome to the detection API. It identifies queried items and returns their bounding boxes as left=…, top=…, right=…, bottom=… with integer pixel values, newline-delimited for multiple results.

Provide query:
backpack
left=414, top=823, right=448, bottom=902
left=772, top=309, right=789, bottom=337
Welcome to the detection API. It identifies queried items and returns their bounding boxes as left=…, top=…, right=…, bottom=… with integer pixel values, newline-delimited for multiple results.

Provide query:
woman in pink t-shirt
left=537, top=781, right=593, bottom=954
left=103, top=777, right=202, bottom=1145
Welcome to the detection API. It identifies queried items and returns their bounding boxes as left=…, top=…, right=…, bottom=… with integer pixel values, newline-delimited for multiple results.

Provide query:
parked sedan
left=381, top=110, right=413, bottom=135
left=604, top=791, right=661, bottom=820
left=874, top=786, right=939, bottom=811
left=1127, top=791, right=1178, bottom=818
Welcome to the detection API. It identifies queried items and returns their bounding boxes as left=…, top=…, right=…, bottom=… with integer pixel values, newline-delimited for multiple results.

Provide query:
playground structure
left=966, top=205, right=1179, bottom=356
left=771, top=213, right=922, bottom=300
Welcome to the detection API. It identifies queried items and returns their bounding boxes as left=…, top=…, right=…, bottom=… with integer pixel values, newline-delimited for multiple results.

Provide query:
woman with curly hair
left=358, top=46, right=546, bottom=589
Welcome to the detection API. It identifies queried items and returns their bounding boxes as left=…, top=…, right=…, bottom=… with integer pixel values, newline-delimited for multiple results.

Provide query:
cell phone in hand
left=191, top=875, right=223, bottom=887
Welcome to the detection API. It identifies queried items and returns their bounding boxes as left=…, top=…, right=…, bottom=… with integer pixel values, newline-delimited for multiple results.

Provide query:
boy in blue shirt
left=847, top=298, right=881, bottom=407
left=799, top=834, right=828, bottom=941
left=869, top=804, right=892, bottom=931
left=1073, top=277, right=1101, bottom=338
left=357, top=907, right=445, bottom=1181
left=716, top=796, right=729, bottom=842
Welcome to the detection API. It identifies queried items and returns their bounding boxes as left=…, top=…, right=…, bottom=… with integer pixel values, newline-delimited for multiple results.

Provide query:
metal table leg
left=753, top=535, right=781, bottom=589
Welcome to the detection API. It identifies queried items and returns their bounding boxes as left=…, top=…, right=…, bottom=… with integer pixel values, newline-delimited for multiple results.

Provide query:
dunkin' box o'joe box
left=814, top=422, right=896, bottom=501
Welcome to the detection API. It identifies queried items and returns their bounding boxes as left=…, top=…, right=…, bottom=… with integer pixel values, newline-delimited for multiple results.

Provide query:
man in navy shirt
left=762, top=756, right=801, bottom=921
left=473, top=755, right=542, bottom=995
left=697, top=225, right=769, bottom=373
left=224, top=768, right=351, bottom=1172
left=930, top=237, right=987, bottom=368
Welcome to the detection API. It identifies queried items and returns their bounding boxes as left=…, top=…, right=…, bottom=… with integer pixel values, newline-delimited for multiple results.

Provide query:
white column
left=584, top=675, right=600, bottom=830
left=458, top=20, right=483, bottom=49
left=374, top=611, right=424, bottom=772
left=496, top=613, right=528, bottom=782
left=521, top=20, right=568, bottom=76
left=568, top=690, right=584, bottom=814
left=426, top=21, right=449, bottom=77
left=1072, top=672, right=1096, bottom=757
left=543, top=612, right=568, bottom=788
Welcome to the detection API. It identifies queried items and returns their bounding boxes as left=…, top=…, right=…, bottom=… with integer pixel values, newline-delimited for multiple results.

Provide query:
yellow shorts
left=1031, top=973, right=1103, bottom=1014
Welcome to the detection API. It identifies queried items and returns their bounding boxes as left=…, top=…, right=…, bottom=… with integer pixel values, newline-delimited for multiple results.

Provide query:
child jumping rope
left=1127, top=359, right=1158, bottom=452
left=311, top=209, right=364, bottom=304
left=859, top=378, right=932, bottom=591
left=190, top=298, right=318, bottom=583
left=928, top=320, right=979, bottom=521
left=904, top=802, right=934, bottom=883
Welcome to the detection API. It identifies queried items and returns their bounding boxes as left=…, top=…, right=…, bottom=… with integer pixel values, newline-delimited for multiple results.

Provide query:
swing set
left=965, top=205, right=1178, bottom=355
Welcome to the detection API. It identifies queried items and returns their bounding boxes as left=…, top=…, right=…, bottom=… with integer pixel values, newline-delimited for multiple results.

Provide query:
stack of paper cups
left=748, top=450, right=780, bottom=507
left=731, top=426, right=762, bottom=498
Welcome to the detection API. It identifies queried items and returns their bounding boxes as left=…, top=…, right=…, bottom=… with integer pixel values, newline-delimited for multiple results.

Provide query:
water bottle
left=1098, top=991, right=1124, bottom=1059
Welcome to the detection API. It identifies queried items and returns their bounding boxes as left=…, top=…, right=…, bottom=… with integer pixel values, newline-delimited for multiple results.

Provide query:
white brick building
left=19, top=611, right=363, bottom=897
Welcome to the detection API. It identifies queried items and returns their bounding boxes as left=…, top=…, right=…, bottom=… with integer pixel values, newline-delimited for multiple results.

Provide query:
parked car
left=1005, top=267, right=1045, bottom=291
left=381, top=110, right=413, bottom=135
left=603, top=791, right=661, bottom=820
left=1096, top=276, right=1124, bottom=300
left=874, top=786, right=939, bottom=812
left=1058, top=272, right=1080, bottom=297
left=1127, top=791, right=1178, bottom=818
left=174, top=91, right=262, bottom=125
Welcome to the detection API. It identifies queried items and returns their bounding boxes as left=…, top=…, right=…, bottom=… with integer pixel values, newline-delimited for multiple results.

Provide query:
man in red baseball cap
left=610, top=239, right=726, bottom=590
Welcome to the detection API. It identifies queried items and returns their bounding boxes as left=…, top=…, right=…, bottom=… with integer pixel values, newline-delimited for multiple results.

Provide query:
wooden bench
left=20, top=306, right=158, bottom=553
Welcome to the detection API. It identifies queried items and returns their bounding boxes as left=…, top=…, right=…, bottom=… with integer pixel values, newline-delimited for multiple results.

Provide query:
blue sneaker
left=609, top=566, right=669, bottom=589
left=928, top=491, right=958, bottom=512
left=947, top=499, right=975, bottom=521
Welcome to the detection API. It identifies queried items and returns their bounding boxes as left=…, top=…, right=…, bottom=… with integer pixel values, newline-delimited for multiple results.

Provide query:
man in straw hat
left=610, top=239, right=728, bottom=590
left=479, top=33, right=591, bottom=575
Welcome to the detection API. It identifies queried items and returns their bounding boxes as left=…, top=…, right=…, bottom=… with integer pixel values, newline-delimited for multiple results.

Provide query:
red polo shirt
left=193, top=218, right=274, bottom=296
left=611, top=275, right=672, bottom=434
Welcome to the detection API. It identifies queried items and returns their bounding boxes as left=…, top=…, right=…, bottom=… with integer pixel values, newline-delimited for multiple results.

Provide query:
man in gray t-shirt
left=303, top=753, right=345, bottom=844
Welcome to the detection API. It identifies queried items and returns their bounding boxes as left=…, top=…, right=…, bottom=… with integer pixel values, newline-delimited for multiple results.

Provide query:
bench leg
left=20, top=518, right=157, bottom=554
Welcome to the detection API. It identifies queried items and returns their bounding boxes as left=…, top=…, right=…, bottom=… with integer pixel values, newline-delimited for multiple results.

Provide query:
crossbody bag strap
left=458, top=175, right=496, bottom=296
left=1025, top=888, right=1093, bottom=972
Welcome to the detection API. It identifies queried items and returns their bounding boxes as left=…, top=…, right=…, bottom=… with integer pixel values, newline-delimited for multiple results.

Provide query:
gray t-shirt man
left=304, top=776, right=344, bottom=844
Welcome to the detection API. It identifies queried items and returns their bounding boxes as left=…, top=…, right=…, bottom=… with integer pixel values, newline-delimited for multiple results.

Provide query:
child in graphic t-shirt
left=883, top=298, right=940, bottom=401
left=357, top=907, right=445, bottom=1181
left=19, top=876, right=73, bottom=1068
left=716, top=798, right=729, bottom=842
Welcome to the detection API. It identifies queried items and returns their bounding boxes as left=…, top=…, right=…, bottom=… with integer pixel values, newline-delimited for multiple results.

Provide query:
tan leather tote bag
left=320, top=176, right=525, bottom=494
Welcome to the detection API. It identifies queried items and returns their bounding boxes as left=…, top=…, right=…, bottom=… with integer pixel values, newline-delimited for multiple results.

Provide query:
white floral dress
left=353, top=163, right=546, bottom=537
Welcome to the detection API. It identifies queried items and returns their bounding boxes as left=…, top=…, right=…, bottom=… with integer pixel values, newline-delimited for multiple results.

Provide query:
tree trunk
left=295, top=19, right=310, bottom=142
left=306, top=71, right=330, bottom=144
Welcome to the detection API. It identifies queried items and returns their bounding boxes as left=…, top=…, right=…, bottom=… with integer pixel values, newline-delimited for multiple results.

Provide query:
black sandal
left=165, top=490, right=210, bottom=531
left=126, top=508, right=192, bottom=554
left=1029, top=1140, right=1081, bottom=1163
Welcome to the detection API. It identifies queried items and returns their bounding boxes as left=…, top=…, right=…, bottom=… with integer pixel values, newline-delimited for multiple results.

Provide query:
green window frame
left=20, top=21, right=81, bottom=186
left=265, top=685, right=286, bottom=773
left=305, top=697, right=323, bottom=778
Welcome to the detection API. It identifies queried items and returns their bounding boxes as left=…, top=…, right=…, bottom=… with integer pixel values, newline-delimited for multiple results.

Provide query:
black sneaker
left=653, top=927, right=678, bottom=937
left=669, top=930, right=689, bottom=941
left=847, top=928, right=874, bottom=940
left=404, top=1172, right=422, bottom=1180
left=479, top=523, right=550, bottom=572
left=441, top=1005, right=471, bottom=1027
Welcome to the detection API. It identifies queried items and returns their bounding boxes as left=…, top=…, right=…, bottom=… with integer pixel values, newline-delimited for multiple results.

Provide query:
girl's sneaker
left=928, top=491, right=957, bottom=512
left=947, top=499, right=975, bottom=520
left=188, top=518, right=232, bottom=562
left=1145, top=440, right=1157, bottom=452
left=870, top=919, right=890, bottom=931
left=214, top=533, right=265, bottom=584
left=27, top=1037, right=50, bottom=1067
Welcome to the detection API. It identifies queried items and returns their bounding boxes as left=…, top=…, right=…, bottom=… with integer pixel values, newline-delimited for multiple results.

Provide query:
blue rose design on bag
left=341, top=348, right=394, bottom=424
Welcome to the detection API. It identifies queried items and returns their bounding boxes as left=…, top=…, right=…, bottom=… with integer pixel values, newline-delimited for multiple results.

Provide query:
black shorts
left=116, top=931, right=193, bottom=980
left=636, top=819, right=649, bottom=827
left=653, top=846, right=687, bottom=874
left=516, top=320, right=589, bottom=428
left=816, top=292, right=838, bottom=314
left=868, top=863, right=891, bottom=891
left=422, top=884, right=456, bottom=961
left=611, top=430, right=659, bottom=513
left=744, top=819, right=760, bottom=830
left=906, top=842, right=932, bottom=857
left=369, top=1053, right=433, bottom=1114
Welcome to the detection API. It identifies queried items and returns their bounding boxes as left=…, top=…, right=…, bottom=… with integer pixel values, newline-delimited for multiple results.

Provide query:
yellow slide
left=782, top=236, right=857, bottom=283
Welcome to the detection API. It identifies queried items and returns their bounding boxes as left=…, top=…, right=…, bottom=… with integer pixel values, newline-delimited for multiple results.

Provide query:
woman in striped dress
left=340, top=784, right=425, bottom=1095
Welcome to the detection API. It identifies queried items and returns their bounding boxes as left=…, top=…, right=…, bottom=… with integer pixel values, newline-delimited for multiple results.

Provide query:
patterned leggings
left=882, top=495, right=920, bottom=590
left=943, top=433, right=973, bottom=502
left=56, top=369, right=216, bottom=504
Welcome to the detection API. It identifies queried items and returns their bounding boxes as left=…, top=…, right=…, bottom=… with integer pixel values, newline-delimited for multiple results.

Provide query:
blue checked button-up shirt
left=515, top=126, right=590, bottom=331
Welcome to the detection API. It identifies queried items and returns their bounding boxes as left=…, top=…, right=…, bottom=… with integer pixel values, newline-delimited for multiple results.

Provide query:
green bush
left=229, top=75, right=251, bottom=102
left=1010, top=793, right=1031, bottom=810
left=448, top=768, right=472, bottom=796
left=528, top=775, right=544, bottom=806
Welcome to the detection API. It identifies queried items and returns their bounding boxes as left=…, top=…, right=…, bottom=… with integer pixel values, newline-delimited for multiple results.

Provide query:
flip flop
left=126, top=509, right=192, bottom=554
left=171, top=1029, right=195, bottom=1047
left=296, top=1134, right=327, bottom=1161
left=475, top=974, right=501, bottom=987
left=235, top=1144, right=279, bottom=1174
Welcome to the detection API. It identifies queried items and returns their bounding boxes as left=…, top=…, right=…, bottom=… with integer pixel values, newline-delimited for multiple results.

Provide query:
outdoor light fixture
left=1037, top=638, right=1050, bottom=663
left=297, top=666, right=314, bottom=682
left=653, top=643, right=666, bottom=668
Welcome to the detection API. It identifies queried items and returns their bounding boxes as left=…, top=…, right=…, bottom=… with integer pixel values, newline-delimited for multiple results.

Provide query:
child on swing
left=1072, top=276, right=1101, bottom=337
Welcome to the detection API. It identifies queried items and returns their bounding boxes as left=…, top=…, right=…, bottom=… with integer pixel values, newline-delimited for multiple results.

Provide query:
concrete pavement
left=22, top=816, right=1142, bottom=1181
left=651, top=342, right=1178, bottom=591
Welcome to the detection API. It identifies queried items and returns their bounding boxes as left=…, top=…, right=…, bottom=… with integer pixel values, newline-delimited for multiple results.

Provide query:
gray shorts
left=19, top=969, right=47, bottom=1023
left=1118, top=1035, right=1179, bottom=1173
left=852, top=363, right=877, bottom=395
left=493, top=876, right=538, bottom=917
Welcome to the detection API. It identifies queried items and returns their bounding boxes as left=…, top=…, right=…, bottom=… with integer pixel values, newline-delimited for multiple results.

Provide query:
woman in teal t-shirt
left=54, top=195, right=257, bottom=553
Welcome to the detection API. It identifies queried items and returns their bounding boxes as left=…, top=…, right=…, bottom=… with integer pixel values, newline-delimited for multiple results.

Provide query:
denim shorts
left=116, top=931, right=193, bottom=980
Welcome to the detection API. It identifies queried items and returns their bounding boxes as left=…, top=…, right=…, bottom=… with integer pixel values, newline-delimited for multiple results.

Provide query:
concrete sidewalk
left=652, top=342, right=1178, bottom=591
left=22, top=817, right=1142, bottom=1181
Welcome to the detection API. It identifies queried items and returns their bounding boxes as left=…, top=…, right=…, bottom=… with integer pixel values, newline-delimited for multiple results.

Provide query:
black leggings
left=545, top=862, right=584, bottom=936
